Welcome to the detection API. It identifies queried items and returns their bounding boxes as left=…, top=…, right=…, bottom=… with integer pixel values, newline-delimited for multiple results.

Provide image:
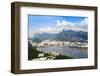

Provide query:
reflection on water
left=37, top=45, right=88, bottom=58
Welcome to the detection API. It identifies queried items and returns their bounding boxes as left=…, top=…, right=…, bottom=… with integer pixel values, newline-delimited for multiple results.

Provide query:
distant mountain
left=31, top=30, right=87, bottom=42
left=57, top=30, right=87, bottom=41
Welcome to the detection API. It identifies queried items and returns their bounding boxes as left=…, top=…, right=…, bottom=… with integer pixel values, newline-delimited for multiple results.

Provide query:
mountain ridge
left=31, top=30, right=87, bottom=42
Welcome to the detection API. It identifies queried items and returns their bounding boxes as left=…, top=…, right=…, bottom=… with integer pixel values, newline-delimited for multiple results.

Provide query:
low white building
left=38, top=53, right=44, bottom=57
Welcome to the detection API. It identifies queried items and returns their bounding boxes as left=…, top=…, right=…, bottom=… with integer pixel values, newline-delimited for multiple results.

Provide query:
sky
left=28, top=15, right=88, bottom=38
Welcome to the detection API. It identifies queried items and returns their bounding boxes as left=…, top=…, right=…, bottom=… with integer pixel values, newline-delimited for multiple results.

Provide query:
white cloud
left=80, top=18, right=88, bottom=26
left=76, top=18, right=88, bottom=31
left=38, top=27, right=62, bottom=34
left=29, top=18, right=88, bottom=38
left=55, top=18, right=88, bottom=32
left=55, top=20, right=76, bottom=30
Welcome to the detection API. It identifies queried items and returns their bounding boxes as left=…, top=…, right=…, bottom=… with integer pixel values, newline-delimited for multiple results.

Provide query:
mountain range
left=31, top=30, right=88, bottom=42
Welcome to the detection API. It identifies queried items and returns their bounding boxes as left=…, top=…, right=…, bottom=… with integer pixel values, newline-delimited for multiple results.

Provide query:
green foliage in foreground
left=28, top=42, right=42, bottom=60
left=55, top=55, right=73, bottom=59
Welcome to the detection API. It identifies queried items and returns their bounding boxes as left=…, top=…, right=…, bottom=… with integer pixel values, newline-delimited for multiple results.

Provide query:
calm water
left=37, top=45, right=88, bottom=58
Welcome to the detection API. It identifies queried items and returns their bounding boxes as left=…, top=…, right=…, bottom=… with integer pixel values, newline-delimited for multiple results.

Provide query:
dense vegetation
left=55, top=55, right=73, bottom=59
left=28, top=42, right=41, bottom=60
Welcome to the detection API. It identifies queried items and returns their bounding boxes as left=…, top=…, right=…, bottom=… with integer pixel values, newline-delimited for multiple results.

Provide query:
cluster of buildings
left=29, top=40, right=88, bottom=48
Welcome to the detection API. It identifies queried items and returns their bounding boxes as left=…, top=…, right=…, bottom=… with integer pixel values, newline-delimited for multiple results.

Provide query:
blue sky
left=28, top=15, right=88, bottom=38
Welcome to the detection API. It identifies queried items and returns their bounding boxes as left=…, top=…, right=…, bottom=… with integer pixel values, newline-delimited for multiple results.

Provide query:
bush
left=28, top=42, right=41, bottom=60
left=55, top=55, right=73, bottom=59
